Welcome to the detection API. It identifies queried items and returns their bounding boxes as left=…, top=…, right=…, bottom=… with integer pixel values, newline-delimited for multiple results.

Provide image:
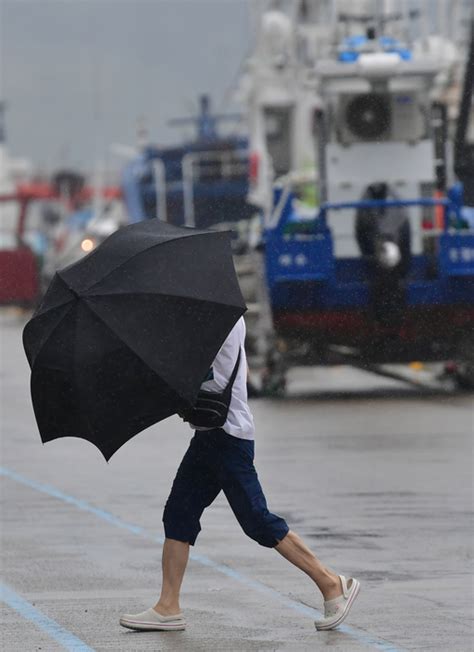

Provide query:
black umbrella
left=23, top=219, right=246, bottom=460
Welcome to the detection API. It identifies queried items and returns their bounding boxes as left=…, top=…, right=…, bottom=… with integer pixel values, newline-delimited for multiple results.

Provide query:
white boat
left=235, top=1, right=474, bottom=391
left=237, top=0, right=470, bottom=256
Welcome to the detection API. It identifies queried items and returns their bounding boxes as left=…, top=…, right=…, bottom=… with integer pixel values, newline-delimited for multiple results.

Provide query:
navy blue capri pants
left=163, top=429, right=289, bottom=547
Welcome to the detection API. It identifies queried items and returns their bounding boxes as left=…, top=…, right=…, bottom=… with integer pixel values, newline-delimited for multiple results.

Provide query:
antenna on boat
left=168, top=94, right=241, bottom=142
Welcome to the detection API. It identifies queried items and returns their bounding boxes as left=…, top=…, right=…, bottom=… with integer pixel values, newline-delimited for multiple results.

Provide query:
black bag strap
left=195, top=348, right=242, bottom=402
left=223, top=348, right=242, bottom=395
left=201, top=348, right=241, bottom=400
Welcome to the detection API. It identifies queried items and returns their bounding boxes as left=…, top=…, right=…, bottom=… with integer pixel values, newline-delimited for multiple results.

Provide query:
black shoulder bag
left=183, top=349, right=242, bottom=428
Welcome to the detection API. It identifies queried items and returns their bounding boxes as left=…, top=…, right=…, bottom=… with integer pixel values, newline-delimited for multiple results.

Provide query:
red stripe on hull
left=274, top=307, right=474, bottom=344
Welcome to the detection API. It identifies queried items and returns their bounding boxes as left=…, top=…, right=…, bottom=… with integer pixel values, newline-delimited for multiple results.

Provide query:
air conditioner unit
left=336, top=92, right=424, bottom=144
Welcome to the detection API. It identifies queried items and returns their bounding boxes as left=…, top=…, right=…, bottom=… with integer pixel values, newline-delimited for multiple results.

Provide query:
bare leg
left=275, top=530, right=342, bottom=601
left=153, top=538, right=190, bottom=615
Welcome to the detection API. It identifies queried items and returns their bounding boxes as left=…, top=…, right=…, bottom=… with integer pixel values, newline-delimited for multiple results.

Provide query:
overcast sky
left=1, top=0, right=253, bottom=173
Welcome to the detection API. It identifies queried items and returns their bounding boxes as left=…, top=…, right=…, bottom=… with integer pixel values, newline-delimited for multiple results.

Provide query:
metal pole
left=182, top=153, right=195, bottom=227
left=431, top=102, right=448, bottom=229
left=432, top=102, right=448, bottom=193
left=315, top=109, right=327, bottom=204
left=454, top=18, right=474, bottom=206
left=314, top=108, right=328, bottom=228
left=152, top=159, right=167, bottom=222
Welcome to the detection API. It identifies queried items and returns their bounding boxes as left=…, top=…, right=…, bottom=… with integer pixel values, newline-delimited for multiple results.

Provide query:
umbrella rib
left=79, top=298, right=192, bottom=406
left=31, top=273, right=76, bottom=319
left=82, top=231, right=229, bottom=295
left=32, top=297, right=75, bottom=319
left=28, top=302, right=76, bottom=371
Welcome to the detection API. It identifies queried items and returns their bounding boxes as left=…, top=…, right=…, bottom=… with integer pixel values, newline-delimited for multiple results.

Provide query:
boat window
left=263, top=107, right=293, bottom=176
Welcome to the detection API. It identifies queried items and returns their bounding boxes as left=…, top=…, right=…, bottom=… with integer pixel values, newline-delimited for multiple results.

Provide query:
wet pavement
left=1, top=310, right=473, bottom=651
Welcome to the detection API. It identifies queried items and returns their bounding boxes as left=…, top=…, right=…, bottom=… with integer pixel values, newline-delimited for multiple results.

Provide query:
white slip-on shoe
left=314, top=575, right=360, bottom=631
left=119, top=607, right=186, bottom=631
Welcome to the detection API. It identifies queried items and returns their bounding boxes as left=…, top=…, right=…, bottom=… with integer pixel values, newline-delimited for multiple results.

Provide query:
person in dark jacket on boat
left=356, top=182, right=411, bottom=326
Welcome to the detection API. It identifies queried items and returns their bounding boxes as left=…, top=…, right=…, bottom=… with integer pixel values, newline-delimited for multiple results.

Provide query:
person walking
left=120, top=317, right=360, bottom=632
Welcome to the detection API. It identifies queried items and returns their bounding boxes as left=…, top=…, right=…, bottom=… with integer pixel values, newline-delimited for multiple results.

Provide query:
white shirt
left=190, top=317, right=255, bottom=440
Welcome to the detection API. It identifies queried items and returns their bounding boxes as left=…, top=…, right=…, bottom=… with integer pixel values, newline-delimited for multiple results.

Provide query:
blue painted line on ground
left=1, top=465, right=404, bottom=652
left=1, top=582, right=95, bottom=652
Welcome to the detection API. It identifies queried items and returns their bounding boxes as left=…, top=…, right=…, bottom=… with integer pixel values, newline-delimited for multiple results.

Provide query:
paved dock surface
left=1, top=311, right=473, bottom=651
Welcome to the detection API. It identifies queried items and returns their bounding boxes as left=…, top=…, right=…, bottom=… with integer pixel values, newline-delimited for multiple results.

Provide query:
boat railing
left=269, top=193, right=467, bottom=234
left=317, top=198, right=464, bottom=233
left=266, top=194, right=474, bottom=282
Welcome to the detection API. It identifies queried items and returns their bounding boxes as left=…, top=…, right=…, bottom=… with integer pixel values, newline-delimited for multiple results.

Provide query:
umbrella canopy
left=23, top=219, right=246, bottom=460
